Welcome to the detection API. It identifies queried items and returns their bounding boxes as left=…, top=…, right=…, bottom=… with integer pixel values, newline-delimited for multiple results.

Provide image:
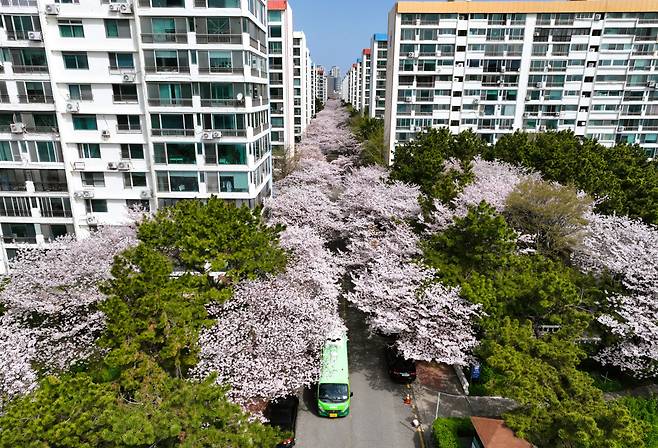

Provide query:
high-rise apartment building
left=384, top=0, right=658, bottom=163
left=315, top=65, right=328, bottom=105
left=327, top=65, right=340, bottom=96
left=0, top=0, right=271, bottom=272
left=359, top=48, right=371, bottom=113
left=369, top=33, right=388, bottom=119
left=267, top=0, right=294, bottom=166
left=292, top=30, right=311, bottom=141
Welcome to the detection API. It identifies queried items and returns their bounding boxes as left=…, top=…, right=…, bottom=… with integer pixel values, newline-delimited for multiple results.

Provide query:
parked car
left=265, top=395, right=299, bottom=447
left=385, top=344, right=417, bottom=383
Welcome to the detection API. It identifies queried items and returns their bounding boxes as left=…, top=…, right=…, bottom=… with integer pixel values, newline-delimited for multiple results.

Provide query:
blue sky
left=291, top=0, right=397, bottom=76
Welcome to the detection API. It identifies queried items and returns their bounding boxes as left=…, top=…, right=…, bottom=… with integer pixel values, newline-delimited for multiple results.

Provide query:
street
left=295, top=304, right=423, bottom=448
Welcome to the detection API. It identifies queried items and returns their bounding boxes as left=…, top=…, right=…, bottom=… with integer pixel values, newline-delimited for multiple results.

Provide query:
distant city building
left=369, top=34, right=388, bottom=119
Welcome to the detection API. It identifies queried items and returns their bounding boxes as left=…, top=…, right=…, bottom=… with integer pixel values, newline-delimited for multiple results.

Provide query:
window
left=109, top=52, right=134, bottom=70
left=105, top=19, right=131, bottom=38
left=81, top=172, right=105, bottom=187
left=73, top=115, right=97, bottom=130
left=268, top=10, right=282, bottom=21
left=68, top=84, right=93, bottom=100
left=36, top=141, right=59, bottom=162
left=117, top=115, right=141, bottom=132
left=269, top=26, right=282, bottom=38
left=126, top=199, right=150, bottom=211
left=112, top=84, right=138, bottom=102
left=123, top=172, right=147, bottom=188
left=63, top=52, right=88, bottom=69
left=85, top=199, right=108, bottom=213
left=154, top=142, right=196, bottom=164
left=121, top=144, right=145, bottom=159
left=78, top=143, right=101, bottom=158
left=59, top=20, right=84, bottom=38
left=0, top=142, right=13, bottom=161
left=156, top=171, right=199, bottom=192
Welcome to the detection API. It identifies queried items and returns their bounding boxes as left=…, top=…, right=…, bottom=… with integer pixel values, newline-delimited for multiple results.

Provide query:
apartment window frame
left=78, top=143, right=101, bottom=159
left=62, top=52, right=89, bottom=69
left=72, top=115, right=98, bottom=130
left=58, top=19, right=85, bottom=38
left=81, top=172, right=105, bottom=188
left=85, top=199, right=108, bottom=213
left=105, top=19, right=132, bottom=38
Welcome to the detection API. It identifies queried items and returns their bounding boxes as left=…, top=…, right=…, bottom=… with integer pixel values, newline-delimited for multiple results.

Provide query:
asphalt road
left=295, top=305, right=422, bottom=448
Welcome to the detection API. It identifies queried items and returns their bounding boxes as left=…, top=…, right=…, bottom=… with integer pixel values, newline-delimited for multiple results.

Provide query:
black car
left=385, top=344, right=417, bottom=383
left=265, top=395, right=299, bottom=447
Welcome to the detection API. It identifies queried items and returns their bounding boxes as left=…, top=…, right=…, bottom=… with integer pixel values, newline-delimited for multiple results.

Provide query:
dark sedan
left=384, top=344, right=417, bottom=383
left=265, top=395, right=299, bottom=447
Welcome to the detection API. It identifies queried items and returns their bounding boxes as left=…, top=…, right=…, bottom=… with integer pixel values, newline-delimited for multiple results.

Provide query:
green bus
left=317, top=332, right=351, bottom=418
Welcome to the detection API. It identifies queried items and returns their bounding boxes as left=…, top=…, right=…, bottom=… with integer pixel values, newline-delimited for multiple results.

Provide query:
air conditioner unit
left=539, top=125, right=547, bottom=131
left=140, top=189, right=152, bottom=199
left=594, top=13, right=602, bottom=21
left=73, top=191, right=84, bottom=198
left=122, top=73, right=135, bottom=82
left=536, top=82, right=544, bottom=88
left=212, top=131, right=222, bottom=139
left=72, top=161, right=85, bottom=170
left=65, top=101, right=79, bottom=113
left=119, top=3, right=133, bottom=14
left=10, top=123, right=25, bottom=134
left=456, top=62, right=464, bottom=68
left=86, top=215, right=98, bottom=225
left=618, top=126, right=626, bottom=132
left=107, top=162, right=118, bottom=170
left=500, top=66, right=506, bottom=73
left=407, top=52, right=416, bottom=58
left=82, top=190, right=95, bottom=199
left=44, top=4, right=60, bottom=14
left=27, top=31, right=42, bottom=41
left=109, top=3, right=121, bottom=11
left=436, top=51, right=442, bottom=57
left=201, top=131, right=213, bottom=140
left=404, top=97, right=413, bottom=102
left=117, top=161, right=131, bottom=171
left=534, top=31, right=540, bottom=37
left=101, top=129, right=111, bottom=138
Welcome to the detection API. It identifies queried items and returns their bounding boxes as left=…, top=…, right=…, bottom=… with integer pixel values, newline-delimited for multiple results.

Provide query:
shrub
left=432, top=417, right=474, bottom=448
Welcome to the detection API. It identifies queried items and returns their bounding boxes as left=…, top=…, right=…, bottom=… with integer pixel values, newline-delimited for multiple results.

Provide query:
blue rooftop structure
left=374, top=33, right=388, bottom=42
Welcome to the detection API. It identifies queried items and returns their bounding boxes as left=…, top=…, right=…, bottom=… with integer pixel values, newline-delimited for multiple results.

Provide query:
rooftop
left=470, top=417, right=532, bottom=448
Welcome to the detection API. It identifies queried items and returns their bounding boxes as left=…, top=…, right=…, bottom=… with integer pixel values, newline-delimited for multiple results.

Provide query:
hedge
left=432, top=417, right=475, bottom=448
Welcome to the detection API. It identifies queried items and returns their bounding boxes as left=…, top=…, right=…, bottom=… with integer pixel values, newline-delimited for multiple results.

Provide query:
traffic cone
left=403, top=394, right=412, bottom=405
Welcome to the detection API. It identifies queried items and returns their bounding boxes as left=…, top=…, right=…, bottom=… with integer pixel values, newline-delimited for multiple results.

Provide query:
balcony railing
left=144, top=65, right=190, bottom=73
left=18, top=94, right=54, bottom=104
left=41, top=209, right=73, bottom=218
left=116, top=124, right=142, bottom=133
left=200, top=98, right=244, bottom=107
left=0, top=95, right=10, bottom=103
left=0, top=182, right=27, bottom=192
left=210, top=128, right=247, bottom=137
left=149, top=98, right=193, bottom=106
left=34, top=182, right=67, bottom=192
left=6, top=30, right=39, bottom=40
left=0, top=0, right=37, bottom=5
left=3, top=235, right=37, bottom=244
left=198, top=66, right=242, bottom=74
left=109, top=65, right=136, bottom=74
left=196, top=33, right=241, bottom=44
left=12, top=65, right=49, bottom=74
left=141, top=33, right=188, bottom=43
left=25, top=126, right=59, bottom=133
left=151, top=128, right=195, bottom=136
left=113, top=94, right=139, bottom=103
left=253, top=123, right=269, bottom=135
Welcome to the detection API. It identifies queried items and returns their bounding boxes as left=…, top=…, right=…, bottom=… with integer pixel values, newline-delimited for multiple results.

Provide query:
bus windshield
left=318, top=383, right=349, bottom=403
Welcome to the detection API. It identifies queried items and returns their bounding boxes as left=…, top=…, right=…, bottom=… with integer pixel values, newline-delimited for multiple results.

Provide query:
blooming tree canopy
left=0, top=225, right=136, bottom=402
left=573, top=213, right=658, bottom=377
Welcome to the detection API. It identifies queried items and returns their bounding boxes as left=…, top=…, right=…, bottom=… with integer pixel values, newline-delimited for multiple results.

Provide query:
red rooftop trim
left=268, top=0, right=287, bottom=11
left=363, top=49, right=371, bottom=55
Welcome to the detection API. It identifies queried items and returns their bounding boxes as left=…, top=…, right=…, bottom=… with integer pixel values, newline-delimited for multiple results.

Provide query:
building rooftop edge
left=395, top=0, right=658, bottom=14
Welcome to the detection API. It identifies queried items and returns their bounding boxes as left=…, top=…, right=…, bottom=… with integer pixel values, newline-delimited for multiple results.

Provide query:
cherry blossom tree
left=348, top=252, right=481, bottom=365
left=0, top=225, right=137, bottom=401
left=573, top=213, right=658, bottom=377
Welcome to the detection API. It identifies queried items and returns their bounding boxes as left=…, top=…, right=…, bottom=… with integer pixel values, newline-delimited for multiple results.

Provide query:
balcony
left=34, top=182, right=67, bottom=192
left=198, top=66, right=242, bottom=74
left=0, top=0, right=37, bottom=5
left=12, top=65, right=49, bottom=74
left=151, top=128, right=195, bottom=136
left=3, top=235, right=37, bottom=244
left=199, top=98, right=244, bottom=107
left=141, top=33, right=188, bottom=43
left=209, top=129, right=247, bottom=137
left=196, top=33, right=241, bottom=44
left=0, top=182, right=27, bottom=192
left=144, top=65, right=190, bottom=74
left=6, top=30, right=40, bottom=40
left=18, top=94, right=54, bottom=104
left=41, top=208, right=73, bottom=218
left=25, top=126, right=59, bottom=134
left=113, top=94, right=139, bottom=103
left=0, top=94, right=10, bottom=103
left=116, top=124, right=142, bottom=134
left=149, top=98, right=193, bottom=107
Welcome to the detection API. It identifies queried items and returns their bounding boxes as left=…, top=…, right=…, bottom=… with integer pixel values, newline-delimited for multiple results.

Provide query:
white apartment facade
left=384, top=0, right=658, bottom=163
left=315, top=64, right=327, bottom=105
left=358, top=48, right=371, bottom=113
left=267, top=0, right=294, bottom=166
left=0, top=0, right=271, bottom=272
left=292, top=30, right=311, bottom=141
left=369, top=33, right=388, bottom=119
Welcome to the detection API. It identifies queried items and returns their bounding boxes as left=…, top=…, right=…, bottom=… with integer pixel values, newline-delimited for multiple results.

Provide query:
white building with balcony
left=369, top=33, right=388, bottom=119
left=0, top=0, right=271, bottom=272
left=384, top=0, right=658, bottom=164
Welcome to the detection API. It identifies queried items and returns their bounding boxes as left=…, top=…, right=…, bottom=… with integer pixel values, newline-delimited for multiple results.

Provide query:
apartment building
left=359, top=48, right=371, bottom=113
left=292, top=30, right=311, bottom=141
left=369, top=33, right=388, bottom=119
left=327, top=65, right=340, bottom=96
left=384, top=0, right=658, bottom=163
left=315, top=65, right=328, bottom=105
left=268, top=0, right=294, bottom=166
left=0, top=0, right=271, bottom=272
